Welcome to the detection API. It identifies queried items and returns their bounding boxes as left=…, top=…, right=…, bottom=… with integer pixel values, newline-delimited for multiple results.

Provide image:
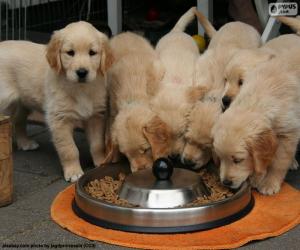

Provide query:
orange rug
left=51, top=183, right=300, bottom=250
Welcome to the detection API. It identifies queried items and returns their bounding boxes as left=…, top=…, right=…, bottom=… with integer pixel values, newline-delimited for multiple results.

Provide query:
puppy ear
left=99, top=33, right=114, bottom=76
left=102, top=137, right=119, bottom=164
left=247, top=129, right=278, bottom=174
left=212, top=149, right=220, bottom=167
left=186, top=85, right=208, bottom=103
left=143, top=116, right=172, bottom=159
left=46, top=31, right=62, bottom=74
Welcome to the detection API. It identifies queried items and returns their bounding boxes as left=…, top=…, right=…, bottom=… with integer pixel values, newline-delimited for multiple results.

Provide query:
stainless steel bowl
left=73, top=162, right=254, bottom=233
left=119, top=167, right=211, bottom=208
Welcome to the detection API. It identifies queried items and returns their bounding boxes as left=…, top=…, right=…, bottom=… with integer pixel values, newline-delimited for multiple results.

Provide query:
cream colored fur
left=106, top=32, right=165, bottom=172
left=212, top=57, right=300, bottom=195
left=0, top=21, right=113, bottom=182
left=182, top=10, right=262, bottom=168
left=149, top=7, right=200, bottom=159
left=0, top=41, right=47, bottom=151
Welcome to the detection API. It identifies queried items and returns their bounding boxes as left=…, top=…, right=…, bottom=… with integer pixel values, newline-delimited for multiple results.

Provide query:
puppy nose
left=76, top=68, right=88, bottom=79
left=168, top=154, right=179, bottom=161
left=222, top=96, right=231, bottom=108
left=222, top=179, right=233, bottom=187
left=182, top=158, right=196, bottom=167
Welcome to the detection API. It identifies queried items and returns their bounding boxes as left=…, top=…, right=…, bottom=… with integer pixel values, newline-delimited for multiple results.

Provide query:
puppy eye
left=232, top=157, right=243, bottom=164
left=66, top=50, right=75, bottom=56
left=238, top=79, right=243, bottom=86
left=89, top=50, right=97, bottom=56
left=224, top=78, right=227, bottom=85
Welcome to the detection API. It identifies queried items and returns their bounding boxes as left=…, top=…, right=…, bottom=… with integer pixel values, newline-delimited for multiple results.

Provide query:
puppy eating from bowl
left=180, top=9, right=261, bottom=169
left=105, top=32, right=165, bottom=172
left=212, top=57, right=300, bottom=195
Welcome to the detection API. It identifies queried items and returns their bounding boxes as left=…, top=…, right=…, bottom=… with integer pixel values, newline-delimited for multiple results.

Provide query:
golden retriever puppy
left=146, top=7, right=200, bottom=160
left=105, top=32, right=165, bottom=172
left=180, top=10, right=261, bottom=169
left=222, top=34, right=300, bottom=109
left=212, top=57, right=300, bottom=195
left=0, top=41, right=47, bottom=151
left=155, top=7, right=199, bottom=87
left=193, top=9, right=261, bottom=91
left=45, top=21, right=113, bottom=182
left=181, top=88, right=222, bottom=168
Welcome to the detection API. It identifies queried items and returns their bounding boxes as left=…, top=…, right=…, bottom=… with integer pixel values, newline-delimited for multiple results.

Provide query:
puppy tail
left=171, top=6, right=196, bottom=32
left=194, top=9, right=216, bottom=38
left=276, top=16, right=300, bottom=35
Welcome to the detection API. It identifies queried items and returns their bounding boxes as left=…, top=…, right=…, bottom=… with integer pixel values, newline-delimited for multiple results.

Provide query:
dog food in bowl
left=84, top=168, right=233, bottom=208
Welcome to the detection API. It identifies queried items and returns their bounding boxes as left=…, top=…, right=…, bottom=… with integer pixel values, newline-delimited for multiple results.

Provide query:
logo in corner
left=269, top=2, right=298, bottom=16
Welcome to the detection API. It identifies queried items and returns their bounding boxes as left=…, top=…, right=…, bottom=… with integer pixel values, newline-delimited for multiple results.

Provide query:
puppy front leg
left=257, top=137, right=298, bottom=195
left=85, top=114, right=106, bottom=167
left=50, top=119, right=83, bottom=182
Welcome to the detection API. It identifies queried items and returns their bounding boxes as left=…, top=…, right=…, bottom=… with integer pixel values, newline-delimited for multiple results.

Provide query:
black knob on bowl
left=152, top=158, right=174, bottom=180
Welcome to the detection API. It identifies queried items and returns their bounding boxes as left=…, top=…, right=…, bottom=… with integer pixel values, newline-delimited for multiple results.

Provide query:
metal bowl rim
left=76, top=166, right=250, bottom=212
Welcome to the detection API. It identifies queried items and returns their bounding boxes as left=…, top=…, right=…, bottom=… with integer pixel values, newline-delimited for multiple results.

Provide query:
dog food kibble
left=84, top=173, right=136, bottom=207
left=84, top=169, right=233, bottom=207
left=184, top=169, right=233, bottom=207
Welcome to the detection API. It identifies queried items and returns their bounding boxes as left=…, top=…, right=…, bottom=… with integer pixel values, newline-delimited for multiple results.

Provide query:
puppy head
left=46, top=21, right=113, bottom=83
left=182, top=101, right=221, bottom=169
left=222, top=49, right=275, bottom=110
left=212, top=110, right=278, bottom=189
left=111, top=105, right=156, bottom=172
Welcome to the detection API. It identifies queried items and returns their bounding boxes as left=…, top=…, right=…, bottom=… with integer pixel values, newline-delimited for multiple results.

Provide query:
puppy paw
left=64, top=167, right=84, bottom=182
left=257, top=180, right=281, bottom=195
left=289, top=159, right=299, bottom=170
left=17, top=139, right=40, bottom=151
left=249, top=174, right=265, bottom=189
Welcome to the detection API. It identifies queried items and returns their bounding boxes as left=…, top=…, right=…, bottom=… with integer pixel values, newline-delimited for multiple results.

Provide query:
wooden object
left=0, top=115, right=13, bottom=206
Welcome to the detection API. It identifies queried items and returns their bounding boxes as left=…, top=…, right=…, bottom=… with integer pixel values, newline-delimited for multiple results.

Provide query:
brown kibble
left=84, top=168, right=233, bottom=208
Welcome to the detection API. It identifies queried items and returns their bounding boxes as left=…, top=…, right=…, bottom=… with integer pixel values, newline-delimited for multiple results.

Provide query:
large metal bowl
left=73, top=163, right=254, bottom=233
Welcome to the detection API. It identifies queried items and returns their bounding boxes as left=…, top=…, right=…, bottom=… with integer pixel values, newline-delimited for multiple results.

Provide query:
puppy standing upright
left=45, top=22, right=113, bottom=182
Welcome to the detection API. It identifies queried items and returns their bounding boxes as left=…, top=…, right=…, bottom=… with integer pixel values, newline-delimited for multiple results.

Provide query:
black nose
left=168, top=154, right=179, bottom=161
left=222, top=96, right=231, bottom=108
left=182, top=158, right=196, bottom=167
left=76, top=68, right=88, bottom=79
left=222, top=179, right=233, bottom=187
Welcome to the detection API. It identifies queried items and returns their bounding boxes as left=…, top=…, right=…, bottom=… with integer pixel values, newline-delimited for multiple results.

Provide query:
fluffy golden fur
left=44, top=21, right=113, bottom=182
left=0, top=22, right=113, bottom=182
left=0, top=41, right=47, bottom=151
left=181, top=10, right=261, bottom=169
left=222, top=34, right=300, bottom=109
left=105, top=32, right=165, bottom=172
left=182, top=89, right=222, bottom=168
left=147, top=7, right=200, bottom=160
left=212, top=57, right=300, bottom=195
